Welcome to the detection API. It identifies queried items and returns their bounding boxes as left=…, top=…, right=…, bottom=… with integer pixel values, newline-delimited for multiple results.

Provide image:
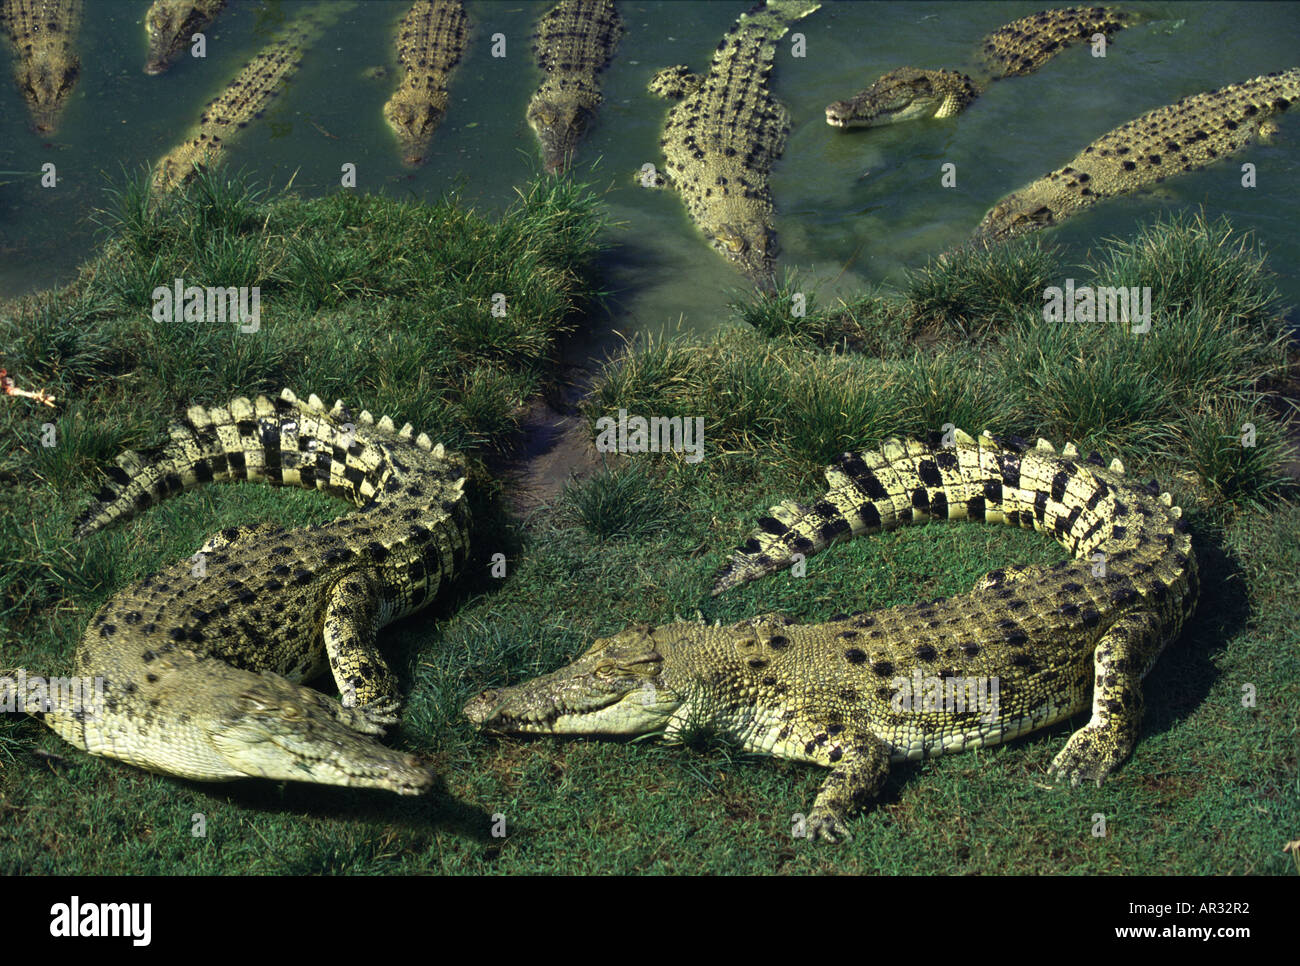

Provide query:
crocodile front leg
left=804, top=721, right=890, bottom=843
left=1049, top=610, right=1161, bottom=786
left=322, top=574, right=401, bottom=728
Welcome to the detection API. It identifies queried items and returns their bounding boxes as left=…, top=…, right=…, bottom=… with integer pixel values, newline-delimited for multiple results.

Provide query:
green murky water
left=1, top=1, right=1298, bottom=335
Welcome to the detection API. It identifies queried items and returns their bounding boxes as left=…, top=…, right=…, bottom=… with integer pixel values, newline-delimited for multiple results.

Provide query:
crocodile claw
left=806, top=808, right=852, bottom=843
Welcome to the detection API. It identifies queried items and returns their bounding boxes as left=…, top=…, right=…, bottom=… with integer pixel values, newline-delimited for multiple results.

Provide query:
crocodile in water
left=825, top=6, right=1138, bottom=129
left=144, top=0, right=227, bottom=75
left=465, top=429, right=1196, bottom=841
left=151, top=3, right=352, bottom=194
left=648, top=0, right=820, bottom=288
left=974, top=67, right=1300, bottom=243
left=527, top=0, right=622, bottom=174
left=14, top=389, right=470, bottom=792
left=0, top=0, right=81, bottom=133
left=383, top=0, right=469, bottom=166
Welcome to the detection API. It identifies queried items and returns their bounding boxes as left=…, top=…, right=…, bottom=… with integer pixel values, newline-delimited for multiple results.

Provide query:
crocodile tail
left=980, top=6, right=1140, bottom=80
left=710, top=428, right=1184, bottom=596
left=75, top=388, right=457, bottom=538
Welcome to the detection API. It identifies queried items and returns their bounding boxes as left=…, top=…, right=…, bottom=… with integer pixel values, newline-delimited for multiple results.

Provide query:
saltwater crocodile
left=152, top=4, right=351, bottom=193
left=383, top=0, right=469, bottom=167
left=143, top=0, right=226, bottom=75
left=14, top=389, right=470, bottom=791
left=825, top=6, right=1138, bottom=129
left=466, top=429, right=1196, bottom=841
left=974, top=67, right=1300, bottom=243
left=527, top=0, right=622, bottom=174
left=0, top=0, right=82, bottom=133
left=649, top=0, right=820, bottom=287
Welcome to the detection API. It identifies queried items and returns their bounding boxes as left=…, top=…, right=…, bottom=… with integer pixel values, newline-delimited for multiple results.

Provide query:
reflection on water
left=1, top=1, right=1297, bottom=335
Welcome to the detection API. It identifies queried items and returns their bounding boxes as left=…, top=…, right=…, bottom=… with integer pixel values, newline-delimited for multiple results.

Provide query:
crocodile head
left=973, top=196, right=1058, bottom=244
left=22, top=56, right=80, bottom=133
left=464, top=624, right=684, bottom=735
left=144, top=4, right=188, bottom=74
left=208, top=671, right=436, bottom=794
left=825, top=68, right=978, bottom=128
left=706, top=217, right=779, bottom=289
left=527, top=93, right=596, bottom=174
left=383, top=96, right=448, bottom=166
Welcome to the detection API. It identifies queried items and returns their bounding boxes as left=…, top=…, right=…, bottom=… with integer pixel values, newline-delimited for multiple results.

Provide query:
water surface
left=1, top=1, right=1297, bottom=336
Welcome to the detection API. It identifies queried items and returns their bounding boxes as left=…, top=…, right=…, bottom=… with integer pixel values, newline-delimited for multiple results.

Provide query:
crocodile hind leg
left=322, top=574, right=402, bottom=727
left=1049, top=611, right=1162, bottom=786
left=803, top=720, right=890, bottom=843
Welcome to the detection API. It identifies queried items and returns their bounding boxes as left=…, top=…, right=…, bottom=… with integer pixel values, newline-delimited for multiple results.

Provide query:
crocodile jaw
left=464, top=625, right=682, bottom=736
left=825, top=68, right=970, bottom=128
left=24, top=61, right=79, bottom=132
left=206, top=672, right=436, bottom=794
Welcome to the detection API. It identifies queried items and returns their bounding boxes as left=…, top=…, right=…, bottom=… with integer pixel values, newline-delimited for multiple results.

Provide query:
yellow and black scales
left=647, top=0, right=820, bottom=287
left=21, top=389, right=470, bottom=793
left=975, top=67, right=1300, bottom=242
left=466, top=430, right=1197, bottom=842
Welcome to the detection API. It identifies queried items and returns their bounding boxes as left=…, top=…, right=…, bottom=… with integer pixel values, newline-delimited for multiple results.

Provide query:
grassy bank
left=1, top=196, right=1296, bottom=874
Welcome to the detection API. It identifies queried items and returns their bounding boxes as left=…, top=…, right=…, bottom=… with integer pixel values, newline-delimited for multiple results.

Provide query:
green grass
left=1, top=195, right=1297, bottom=874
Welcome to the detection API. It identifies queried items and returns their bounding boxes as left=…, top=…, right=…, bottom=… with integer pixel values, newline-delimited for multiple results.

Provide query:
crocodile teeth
left=358, top=411, right=374, bottom=425
left=398, top=422, right=414, bottom=440
left=307, top=394, right=326, bottom=412
left=280, top=388, right=298, bottom=403
left=415, top=433, right=432, bottom=450
left=378, top=415, right=395, bottom=433
left=1035, top=438, right=1055, bottom=453
left=1062, top=442, right=1080, bottom=458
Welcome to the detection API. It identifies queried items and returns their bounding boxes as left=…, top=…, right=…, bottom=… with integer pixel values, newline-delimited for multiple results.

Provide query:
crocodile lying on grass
left=648, top=0, right=820, bottom=287
left=383, top=0, right=469, bottom=166
left=0, top=0, right=81, bottom=133
left=527, top=0, right=622, bottom=174
left=14, top=389, right=470, bottom=792
left=144, top=0, right=226, bottom=75
left=826, top=6, right=1137, bottom=129
left=974, top=67, right=1300, bottom=242
left=466, top=429, right=1196, bottom=842
left=152, top=4, right=351, bottom=193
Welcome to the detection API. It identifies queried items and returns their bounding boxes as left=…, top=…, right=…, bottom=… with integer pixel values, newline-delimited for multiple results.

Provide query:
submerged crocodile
left=466, top=430, right=1196, bottom=841
left=527, top=0, right=622, bottom=174
left=0, top=0, right=82, bottom=133
left=143, top=0, right=226, bottom=75
left=826, top=6, right=1138, bottom=129
left=152, top=4, right=352, bottom=193
left=383, top=0, right=469, bottom=167
left=649, top=0, right=820, bottom=287
left=15, top=389, right=470, bottom=791
left=975, top=67, right=1300, bottom=243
